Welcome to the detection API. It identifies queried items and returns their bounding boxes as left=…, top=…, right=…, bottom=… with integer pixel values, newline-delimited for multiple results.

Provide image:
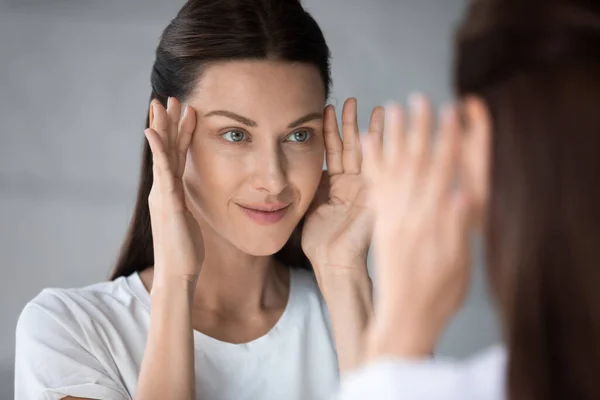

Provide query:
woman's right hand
left=136, top=97, right=202, bottom=400
left=145, top=97, right=204, bottom=286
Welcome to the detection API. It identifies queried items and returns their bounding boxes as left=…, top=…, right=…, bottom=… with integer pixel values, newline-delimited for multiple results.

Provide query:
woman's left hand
left=363, top=98, right=473, bottom=359
left=301, top=98, right=383, bottom=373
left=302, top=98, right=384, bottom=276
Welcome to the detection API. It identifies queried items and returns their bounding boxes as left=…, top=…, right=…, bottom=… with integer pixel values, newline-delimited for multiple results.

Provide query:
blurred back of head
left=455, top=1, right=600, bottom=399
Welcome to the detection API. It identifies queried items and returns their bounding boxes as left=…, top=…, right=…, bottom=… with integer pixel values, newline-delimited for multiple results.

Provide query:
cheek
left=182, top=144, right=245, bottom=215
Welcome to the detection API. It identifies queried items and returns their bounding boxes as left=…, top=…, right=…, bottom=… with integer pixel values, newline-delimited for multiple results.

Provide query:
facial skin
left=181, top=60, right=326, bottom=257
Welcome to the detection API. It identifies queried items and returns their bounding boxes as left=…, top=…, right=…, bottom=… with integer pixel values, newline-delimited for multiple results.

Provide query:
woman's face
left=182, top=60, right=326, bottom=256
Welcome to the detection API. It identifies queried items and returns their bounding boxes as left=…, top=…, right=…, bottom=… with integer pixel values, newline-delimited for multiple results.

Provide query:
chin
left=243, top=238, right=290, bottom=256
left=232, top=228, right=295, bottom=256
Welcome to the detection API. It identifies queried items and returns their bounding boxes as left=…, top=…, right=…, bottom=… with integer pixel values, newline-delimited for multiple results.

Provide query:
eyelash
left=221, top=130, right=249, bottom=142
left=285, top=130, right=313, bottom=143
left=220, top=129, right=314, bottom=143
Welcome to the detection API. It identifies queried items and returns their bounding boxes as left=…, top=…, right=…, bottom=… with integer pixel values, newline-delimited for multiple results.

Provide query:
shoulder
left=14, top=279, right=139, bottom=400
left=22, top=275, right=137, bottom=314
left=463, top=345, right=507, bottom=399
left=466, top=344, right=507, bottom=367
left=16, top=276, right=140, bottom=341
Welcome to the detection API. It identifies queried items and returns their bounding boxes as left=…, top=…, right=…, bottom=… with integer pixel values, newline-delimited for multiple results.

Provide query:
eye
left=285, top=130, right=312, bottom=143
left=222, top=130, right=247, bottom=142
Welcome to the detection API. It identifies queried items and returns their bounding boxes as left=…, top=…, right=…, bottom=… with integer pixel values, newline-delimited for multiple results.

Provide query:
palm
left=145, top=97, right=204, bottom=281
left=303, top=173, right=371, bottom=265
left=302, top=99, right=384, bottom=269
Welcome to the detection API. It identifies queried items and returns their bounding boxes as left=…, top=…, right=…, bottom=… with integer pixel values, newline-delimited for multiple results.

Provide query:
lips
left=237, top=203, right=290, bottom=225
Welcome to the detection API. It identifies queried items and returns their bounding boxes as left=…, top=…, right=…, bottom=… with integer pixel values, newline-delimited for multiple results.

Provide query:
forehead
left=187, top=60, right=326, bottom=117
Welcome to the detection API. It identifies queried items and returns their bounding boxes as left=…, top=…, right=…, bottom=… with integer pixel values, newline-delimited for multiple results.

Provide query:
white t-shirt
left=15, top=268, right=340, bottom=400
left=335, top=345, right=507, bottom=400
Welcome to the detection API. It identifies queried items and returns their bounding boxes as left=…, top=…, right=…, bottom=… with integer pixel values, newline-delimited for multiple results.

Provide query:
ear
left=461, top=96, right=492, bottom=226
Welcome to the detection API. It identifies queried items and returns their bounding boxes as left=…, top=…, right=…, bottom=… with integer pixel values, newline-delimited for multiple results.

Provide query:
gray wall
left=0, top=0, right=499, bottom=397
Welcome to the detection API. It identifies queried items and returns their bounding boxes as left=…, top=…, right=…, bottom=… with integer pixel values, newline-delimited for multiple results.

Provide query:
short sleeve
left=15, top=294, right=131, bottom=400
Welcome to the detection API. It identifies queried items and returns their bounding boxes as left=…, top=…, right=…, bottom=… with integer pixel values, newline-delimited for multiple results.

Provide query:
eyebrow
left=203, top=110, right=323, bottom=129
left=288, top=112, right=323, bottom=128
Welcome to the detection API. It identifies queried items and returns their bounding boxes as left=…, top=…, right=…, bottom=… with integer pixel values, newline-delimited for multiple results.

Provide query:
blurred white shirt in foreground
left=335, top=345, right=507, bottom=400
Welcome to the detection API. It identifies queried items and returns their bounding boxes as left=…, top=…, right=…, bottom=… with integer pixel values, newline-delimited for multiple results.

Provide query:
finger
left=383, top=103, right=405, bottom=166
left=166, top=97, right=182, bottom=158
left=407, top=93, right=432, bottom=167
left=341, top=98, right=362, bottom=174
left=365, top=106, right=385, bottom=168
left=176, top=105, right=197, bottom=177
left=145, top=128, right=175, bottom=193
left=151, top=100, right=170, bottom=146
left=429, top=105, right=461, bottom=204
left=362, top=131, right=384, bottom=184
left=323, top=104, right=344, bottom=176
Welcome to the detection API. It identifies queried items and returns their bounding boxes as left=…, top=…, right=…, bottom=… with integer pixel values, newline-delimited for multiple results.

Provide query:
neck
left=194, top=231, right=288, bottom=315
left=140, top=225, right=291, bottom=318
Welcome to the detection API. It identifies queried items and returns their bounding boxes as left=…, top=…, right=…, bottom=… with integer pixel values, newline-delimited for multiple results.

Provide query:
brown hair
left=110, top=0, right=331, bottom=280
left=455, top=1, right=600, bottom=399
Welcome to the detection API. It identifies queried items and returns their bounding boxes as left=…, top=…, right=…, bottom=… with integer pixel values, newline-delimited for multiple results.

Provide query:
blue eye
left=222, top=130, right=247, bottom=142
left=286, top=130, right=312, bottom=143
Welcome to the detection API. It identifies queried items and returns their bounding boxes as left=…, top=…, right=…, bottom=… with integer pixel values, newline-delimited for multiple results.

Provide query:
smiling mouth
left=236, top=203, right=291, bottom=225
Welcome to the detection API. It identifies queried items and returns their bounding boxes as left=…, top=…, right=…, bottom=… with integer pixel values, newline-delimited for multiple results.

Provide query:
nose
left=250, top=143, right=288, bottom=195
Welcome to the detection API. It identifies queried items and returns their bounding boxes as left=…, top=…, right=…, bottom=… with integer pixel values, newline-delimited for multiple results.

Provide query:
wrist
left=150, top=273, right=197, bottom=305
left=366, top=317, right=436, bottom=361
left=314, top=262, right=374, bottom=374
left=316, top=265, right=372, bottom=301
left=309, top=247, right=368, bottom=274
left=152, top=264, right=199, bottom=288
left=312, top=255, right=369, bottom=281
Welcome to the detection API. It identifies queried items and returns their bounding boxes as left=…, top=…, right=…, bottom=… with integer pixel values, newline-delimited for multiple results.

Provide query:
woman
left=14, top=1, right=380, bottom=399
left=337, top=0, right=600, bottom=399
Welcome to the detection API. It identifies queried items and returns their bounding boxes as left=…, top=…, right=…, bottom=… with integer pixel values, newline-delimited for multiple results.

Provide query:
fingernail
left=409, top=92, right=425, bottom=110
left=383, top=101, right=395, bottom=118
left=383, top=99, right=395, bottom=109
left=183, top=105, right=189, bottom=119
left=384, top=101, right=402, bottom=118
left=167, top=97, right=172, bottom=110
